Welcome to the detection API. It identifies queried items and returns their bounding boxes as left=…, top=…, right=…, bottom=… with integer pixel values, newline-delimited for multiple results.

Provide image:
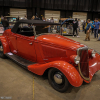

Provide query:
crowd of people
left=84, top=18, right=100, bottom=41
left=72, top=18, right=100, bottom=41
left=0, top=15, right=55, bottom=31
left=0, top=15, right=9, bottom=31
left=0, top=14, right=100, bottom=41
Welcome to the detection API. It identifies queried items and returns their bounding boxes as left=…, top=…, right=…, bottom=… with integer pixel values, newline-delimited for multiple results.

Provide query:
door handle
left=29, top=42, right=33, bottom=45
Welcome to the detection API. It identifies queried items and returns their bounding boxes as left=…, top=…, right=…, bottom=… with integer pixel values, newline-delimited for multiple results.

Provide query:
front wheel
left=0, top=41, right=6, bottom=58
left=48, top=68, right=69, bottom=92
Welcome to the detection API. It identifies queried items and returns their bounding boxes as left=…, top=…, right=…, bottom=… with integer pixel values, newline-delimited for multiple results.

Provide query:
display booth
left=61, top=18, right=74, bottom=35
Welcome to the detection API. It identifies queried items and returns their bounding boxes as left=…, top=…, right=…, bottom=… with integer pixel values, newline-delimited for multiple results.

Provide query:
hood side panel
left=37, top=34, right=84, bottom=51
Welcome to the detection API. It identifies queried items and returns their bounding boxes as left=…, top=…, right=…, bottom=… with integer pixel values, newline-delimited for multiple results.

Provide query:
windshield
left=34, top=25, right=61, bottom=36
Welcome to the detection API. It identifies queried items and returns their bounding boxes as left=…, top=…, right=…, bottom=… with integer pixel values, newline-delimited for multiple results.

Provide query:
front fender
left=28, top=61, right=83, bottom=87
left=84, top=53, right=100, bottom=83
left=0, top=36, right=10, bottom=53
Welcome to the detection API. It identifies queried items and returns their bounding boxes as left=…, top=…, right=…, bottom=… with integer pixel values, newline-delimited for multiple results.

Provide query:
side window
left=16, top=23, right=34, bottom=36
left=35, top=25, right=60, bottom=35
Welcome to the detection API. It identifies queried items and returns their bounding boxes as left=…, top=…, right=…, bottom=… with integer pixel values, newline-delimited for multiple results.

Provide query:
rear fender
left=28, top=61, right=83, bottom=87
left=0, top=36, right=10, bottom=53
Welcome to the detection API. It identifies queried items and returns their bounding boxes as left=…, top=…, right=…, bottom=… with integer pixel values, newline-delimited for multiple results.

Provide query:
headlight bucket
left=91, top=50, right=96, bottom=57
left=70, top=55, right=80, bottom=65
left=74, top=56, right=80, bottom=64
left=88, top=49, right=96, bottom=58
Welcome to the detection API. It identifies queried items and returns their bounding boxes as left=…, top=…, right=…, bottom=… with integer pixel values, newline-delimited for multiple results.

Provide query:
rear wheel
left=48, top=68, right=69, bottom=92
left=0, top=41, right=6, bottom=58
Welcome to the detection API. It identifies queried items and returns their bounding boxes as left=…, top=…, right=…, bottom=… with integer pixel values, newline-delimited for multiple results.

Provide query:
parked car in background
left=0, top=20, right=100, bottom=92
left=61, top=18, right=74, bottom=35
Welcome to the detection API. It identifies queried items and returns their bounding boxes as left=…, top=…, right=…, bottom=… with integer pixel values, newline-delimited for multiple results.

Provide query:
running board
left=5, top=52, right=36, bottom=69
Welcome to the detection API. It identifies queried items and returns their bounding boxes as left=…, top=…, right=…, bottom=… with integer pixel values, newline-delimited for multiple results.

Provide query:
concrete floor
left=0, top=32, right=100, bottom=100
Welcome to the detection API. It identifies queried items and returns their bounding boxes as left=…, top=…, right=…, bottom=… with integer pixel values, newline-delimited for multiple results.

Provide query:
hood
left=37, top=34, right=85, bottom=50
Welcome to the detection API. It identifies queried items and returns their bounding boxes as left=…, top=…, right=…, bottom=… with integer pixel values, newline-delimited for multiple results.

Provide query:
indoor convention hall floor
left=0, top=32, right=100, bottom=100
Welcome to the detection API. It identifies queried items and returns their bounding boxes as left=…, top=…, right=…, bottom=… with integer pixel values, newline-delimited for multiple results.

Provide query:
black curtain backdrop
left=77, top=0, right=85, bottom=11
left=41, top=0, right=45, bottom=8
left=97, top=0, right=100, bottom=11
left=44, top=0, right=51, bottom=9
left=88, top=0, right=93, bottom=11
left=65, top=0, right=69, bottom=10
left=0, top=7, right=3, bottom=16
left=66, top=11, right=72, bottom=18
left=92, top=0, right=98, bottom=11
left=27, top=8, right=33, bottom=19
left=61, top=0, right=65, bottom=10
left=60, top=11, right=66, bottom=18
left=68, top=0, right=73, bottom=10
left=0, top=0, right=3, bottom=5
left=0, top=0, right=99, bottom=12
left=53, top=0, right=60, bottom=9
left=0, top=0, right=100, bottom=20
left=87, top=12, right=93, bottom=20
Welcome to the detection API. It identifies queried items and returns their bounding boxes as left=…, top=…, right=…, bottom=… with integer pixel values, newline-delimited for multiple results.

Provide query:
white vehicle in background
left=61, top=18, right=75, bottom=36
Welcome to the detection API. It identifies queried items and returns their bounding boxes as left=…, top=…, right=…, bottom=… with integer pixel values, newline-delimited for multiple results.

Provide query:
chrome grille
left=77, top=47, right=89, bottom=80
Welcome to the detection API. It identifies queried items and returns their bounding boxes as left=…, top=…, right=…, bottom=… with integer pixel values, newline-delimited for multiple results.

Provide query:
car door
left=9, top=32, right=17, bottom=54
left=16, top=34, right=36, bottom=62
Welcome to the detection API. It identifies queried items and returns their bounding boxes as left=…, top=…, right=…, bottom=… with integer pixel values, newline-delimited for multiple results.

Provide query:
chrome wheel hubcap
left=0, top=45, right=3, bottom=52
left=54, top=73, right=63, bottom=84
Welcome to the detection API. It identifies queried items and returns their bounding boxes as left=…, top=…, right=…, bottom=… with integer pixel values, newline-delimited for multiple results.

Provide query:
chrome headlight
left=74, top=56, right=80, bottom=64
left=92, top=50, right=96, bottom=57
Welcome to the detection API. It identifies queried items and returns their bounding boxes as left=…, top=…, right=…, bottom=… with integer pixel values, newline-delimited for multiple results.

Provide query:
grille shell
left=77, top=47, right=89, bottom=81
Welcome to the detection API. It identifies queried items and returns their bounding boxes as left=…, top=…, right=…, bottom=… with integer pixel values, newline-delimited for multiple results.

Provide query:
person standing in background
left=50, top=17, right=54, bottom=23
left=91, top=21, right=94, bottom=34
left=31, top=16, right=35, bottom=20
left=34, top=15, right=40, bottom=20
left=1, top=17, right=9, bottom=31
left=42, top=17, right=46, bottom=21
left=84, top=19, right=92, bottom=41
left=78, top=19, right=81, bottom=32
left=93, top=18, right=100, bottom=38
left=82, top=20, right=86, bottom=32
left=50, top=17, right=54, bottom=32
left=85, top=20, right=88, bottom=34
left=17, top=16, right=20, bottom=21
left=73, top=18, right=78, bottom=37
left=0, top=17, right=1, bottom=24
left=24, top=15, right=27, bottom=20
left=1, top=15, right=4, bottom=20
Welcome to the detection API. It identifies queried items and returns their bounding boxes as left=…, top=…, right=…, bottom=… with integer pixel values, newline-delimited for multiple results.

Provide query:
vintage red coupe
left=0, top=20, right=100, bottom=92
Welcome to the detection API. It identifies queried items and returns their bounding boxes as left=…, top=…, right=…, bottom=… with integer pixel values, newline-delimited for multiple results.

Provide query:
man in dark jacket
left=1, top=17, right=9, bottom=31
left=34, top=15, right=40, bottom=20
left=73, top=18, right=78, bottom=37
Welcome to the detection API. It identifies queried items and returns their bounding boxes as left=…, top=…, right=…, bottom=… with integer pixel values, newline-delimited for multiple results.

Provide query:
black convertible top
left=11, top=20, right=60, bottom=33
left=16, top=20, right=60, bottom=25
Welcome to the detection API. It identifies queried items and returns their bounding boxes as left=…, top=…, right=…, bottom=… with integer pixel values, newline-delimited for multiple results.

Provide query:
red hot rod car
left=0, top=20, right=100, bottom=92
